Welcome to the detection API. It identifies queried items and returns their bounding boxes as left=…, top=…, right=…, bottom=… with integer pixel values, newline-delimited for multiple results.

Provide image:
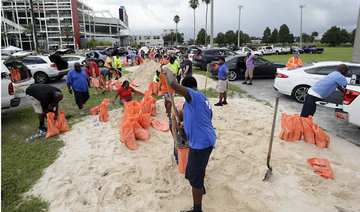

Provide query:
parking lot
left=231, top=78, right=360, bottom=146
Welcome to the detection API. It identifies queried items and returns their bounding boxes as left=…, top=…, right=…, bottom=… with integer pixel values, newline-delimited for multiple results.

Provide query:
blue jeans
left=119, top=98, right=134, bottom=105
left=301, top=94, right=322, bottom=117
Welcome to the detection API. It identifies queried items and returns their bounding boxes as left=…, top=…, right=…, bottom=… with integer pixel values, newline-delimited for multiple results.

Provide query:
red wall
left=71, top=0, right=81, bottom=49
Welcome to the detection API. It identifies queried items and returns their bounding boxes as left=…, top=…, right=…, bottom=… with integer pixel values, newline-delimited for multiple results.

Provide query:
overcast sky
left=87, top=0, right=360, bottom=40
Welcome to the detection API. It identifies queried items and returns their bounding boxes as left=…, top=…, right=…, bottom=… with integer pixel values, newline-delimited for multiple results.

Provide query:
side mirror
left=350, top=74, right=359, bottom=84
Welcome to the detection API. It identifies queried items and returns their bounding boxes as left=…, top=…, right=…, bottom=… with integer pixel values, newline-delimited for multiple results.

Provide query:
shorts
left=163, top=92, right=175, bottom=101
left=245, top=67, right=254, bottom=78
left=74, top=90, right=90, bottom=106
left=100, top=69, right=110, bottom=77
left=119, top=98, right=134, bottom=105
left=27, top=95, right=43, bottom=114
left=185, top=146, right=213, bottom=189
left=218, top=80, right=228, bottom=93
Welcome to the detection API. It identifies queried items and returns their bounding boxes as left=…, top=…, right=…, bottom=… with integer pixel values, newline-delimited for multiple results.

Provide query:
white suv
left=1, top=53, right=35, bottom=109
left=21, top=52, right=69, bottom=84
left=257, top=46, right=274, bottom=55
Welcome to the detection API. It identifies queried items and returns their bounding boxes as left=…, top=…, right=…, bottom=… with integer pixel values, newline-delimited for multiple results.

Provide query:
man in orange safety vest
left=286, top=51, right=303, bottom=69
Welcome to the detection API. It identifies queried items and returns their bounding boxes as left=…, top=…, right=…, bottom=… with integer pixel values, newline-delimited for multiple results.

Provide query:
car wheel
left=34, top=72, right=49, bottom=84
left=310, top=51, right=313, bottom=54
left=97, top=60, right=104, bottom=67
left=228, top=70, right=237, bottom=81
left=275, top=51, right=279, bottom=55
left=292, top=85, right=310, bottom=103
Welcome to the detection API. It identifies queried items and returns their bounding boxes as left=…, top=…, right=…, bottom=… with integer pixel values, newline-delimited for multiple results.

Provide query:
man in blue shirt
left=301, top=64, right=348, bottom=117
left=66, top=62, right=90, bottom=115
left=161, top=66, right=216, bottom=212
left=208, top=58, right=229, bottom=106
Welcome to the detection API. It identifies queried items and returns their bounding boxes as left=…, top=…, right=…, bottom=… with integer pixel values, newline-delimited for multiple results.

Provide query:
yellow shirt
left=167, top=61, right=180, bottom=75
left=113, top=56, right=122, bottom=68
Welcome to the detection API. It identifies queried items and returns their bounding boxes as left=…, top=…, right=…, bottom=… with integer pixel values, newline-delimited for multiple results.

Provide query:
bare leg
left=223, top=91, right=227, bottom=103
left=249, top=77, right=253, bottom=84
left=165, top=100, right=172, bottom=117
left=192, top=187, right=203, bottom=211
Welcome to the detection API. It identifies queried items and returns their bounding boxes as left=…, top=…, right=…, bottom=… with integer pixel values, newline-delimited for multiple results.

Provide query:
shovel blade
left=263, top=167, right=272, bottom=181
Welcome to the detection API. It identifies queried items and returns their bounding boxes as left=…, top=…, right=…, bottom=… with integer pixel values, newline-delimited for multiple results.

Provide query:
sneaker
left=102, top=89, right=107, bottom=94
left=242, top=81, right=247, bottom=84
left=93, top=92, right=98, bottom=95
left=247, top=82, right=252, bottom=85
left=180, top=210, right=202, bottom=212
left=222, top=101, right=228, bottom=105
left=214, top=102, right=223, bottom=106
left=79, top=109, right=85, bottom=115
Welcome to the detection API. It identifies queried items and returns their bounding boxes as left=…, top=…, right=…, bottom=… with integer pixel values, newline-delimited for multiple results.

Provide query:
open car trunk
left=49, top=53, right=68, bottom=70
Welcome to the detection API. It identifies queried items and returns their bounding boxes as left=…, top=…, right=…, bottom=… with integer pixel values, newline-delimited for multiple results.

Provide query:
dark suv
left=193, top=48, right=238, bottom=70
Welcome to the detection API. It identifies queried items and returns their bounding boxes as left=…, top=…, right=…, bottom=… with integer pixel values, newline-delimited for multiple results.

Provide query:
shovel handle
left=204, top=67, right=209, bottom=94
left=266, top=96, right=279, bottom=167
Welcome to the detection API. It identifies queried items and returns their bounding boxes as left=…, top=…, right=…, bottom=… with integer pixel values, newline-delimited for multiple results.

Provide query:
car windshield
left=225, top=55, right=237, bottom=61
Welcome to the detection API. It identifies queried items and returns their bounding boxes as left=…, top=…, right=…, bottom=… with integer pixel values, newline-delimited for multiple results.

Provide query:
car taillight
left=276, top=73, right=288, bottom=78
left=8, top=82, right=14, bottom=95
left=50, top=64, right=57, bottom=67
left=343, top=90, right=359, bottom=105
left=196, top=56, right=201, bottom=60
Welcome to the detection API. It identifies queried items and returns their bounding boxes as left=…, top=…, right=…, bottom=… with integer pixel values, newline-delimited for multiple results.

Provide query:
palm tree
left=23, top=23, right=34, bottom=50
left=61, top=25, right=74, bottom=49
left=174, top=15, right=180, bottom=45
left=202, top=0, right=210, bottom=47
left=189, top=0, right=199, bottom=45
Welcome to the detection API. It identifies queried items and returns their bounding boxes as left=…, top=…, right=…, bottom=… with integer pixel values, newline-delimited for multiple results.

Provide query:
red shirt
left=117, top=86, right=134, bottom=99
left=89, top=61, right=100, bottom=77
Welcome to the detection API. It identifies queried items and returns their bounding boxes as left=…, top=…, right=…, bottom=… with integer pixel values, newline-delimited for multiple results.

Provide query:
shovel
left=263, top=96, right=279, bottom=181
left=204, top=66, right=209, bottom=95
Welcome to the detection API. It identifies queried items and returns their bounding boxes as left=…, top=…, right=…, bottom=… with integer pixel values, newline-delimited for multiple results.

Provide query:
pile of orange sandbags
left=46, top=110, right=70, bottom=138
left=279, top=113, right=330, bottom=149
left=89, top=98, right=110, bottom=123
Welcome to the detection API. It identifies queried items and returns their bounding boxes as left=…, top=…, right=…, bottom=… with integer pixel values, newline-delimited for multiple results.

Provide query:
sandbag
left=10, top=69, right=21, bottom=82
left=90, top=105, right=100, bottom=115
left=124, top=100, right=142, bottom=118
left=307, top=158, right=334, bottom=179
left=115, top=81, right=122, bottom=90
left=120, top=117, right=138, bottom=150
left=301, top=116, right=315, bottom=144
left=313, top=124, right=330, bottom=149
left=57, top=110, right=70, bottom=132
left=91, top=78, right=100, bottom=88
left=148, top=81, right=160, bottom=95
left=141, top=90, right=157, bottom=116
left=150, top=119, right=169, bottom=131
left=99, top=78, right=105, bottom=86
left=139, top=112, right=151, bottom=129
left=130, top=80, right=140, bottom=87
left=99, top=99, right=110, bottom=122
left=46, top=112, right=60, bottom=138
left=107, top=81, right=113, bottom=92
left=279, top=113, right=303, bottom=142
left=178, top=147, right=189, bottom=174
left=134, top=121, right=150, bottom=141
left=140, top=57, right=144, bottom=64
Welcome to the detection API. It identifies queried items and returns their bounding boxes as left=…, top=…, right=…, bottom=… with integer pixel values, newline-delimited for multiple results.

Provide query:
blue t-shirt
left=311, top=71, right=347, bottom=98
left=218, top=64, right=228, bottom=81
left=183, top=88, right=216, bottom=149
left=66, top=68, right=89, bottom=92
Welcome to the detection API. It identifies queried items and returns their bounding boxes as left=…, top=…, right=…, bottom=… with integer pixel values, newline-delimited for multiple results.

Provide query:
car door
left=253, top=57, right=269, bottom=77
left=22, top=57, right=40, bottom=75
left=235, top=56, right=246, bottom=77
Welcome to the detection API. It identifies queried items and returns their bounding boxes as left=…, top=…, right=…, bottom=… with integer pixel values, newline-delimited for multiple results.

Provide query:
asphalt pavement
left=231, top=78, right=360, bottom=146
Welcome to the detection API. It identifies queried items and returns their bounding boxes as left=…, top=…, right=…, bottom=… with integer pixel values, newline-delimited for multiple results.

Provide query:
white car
left=22, top=53, right=69, bottom=84
left=236, top=47, right=262, bottom=56
left=1, top=53, right=35, bottom=109
left=63, top=56, right=87, bottom=70
left=273, top=61, right=360, bottom=103
left=257, top=46, right=274, bottom=55
left=270, top=45, right=291, bottom=55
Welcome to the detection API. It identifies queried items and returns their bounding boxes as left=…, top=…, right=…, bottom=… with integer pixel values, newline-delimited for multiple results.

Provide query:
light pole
left=210, top=0, right=214, bottom=48
left=352, top=6, right=360, bottom=63
left=237, top=5, right=243, bottom=48
left=299, top=5, right=305, bottom=48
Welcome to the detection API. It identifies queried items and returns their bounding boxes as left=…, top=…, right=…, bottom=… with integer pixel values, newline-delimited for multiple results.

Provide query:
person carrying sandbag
left=161, top=65, right=216, bottom=212
left=112, top=80, right=143, bottom=107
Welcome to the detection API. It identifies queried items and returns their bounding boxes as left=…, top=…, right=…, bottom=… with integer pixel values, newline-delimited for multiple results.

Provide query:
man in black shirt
left=26, top=84, right=63, bottom=132
left=182, top=54, right=193, bottom=78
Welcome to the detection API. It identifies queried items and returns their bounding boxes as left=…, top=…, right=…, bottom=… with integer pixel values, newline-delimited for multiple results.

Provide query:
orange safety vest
left=286, top=57, right=303, bottom=68
left=104, top=56, right=113, bottom=69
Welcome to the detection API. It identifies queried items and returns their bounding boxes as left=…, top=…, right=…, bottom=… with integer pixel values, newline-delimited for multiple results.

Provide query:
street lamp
left=299, top=5, right=305, bottom=48
left=237, top=5, right=243, bottom=48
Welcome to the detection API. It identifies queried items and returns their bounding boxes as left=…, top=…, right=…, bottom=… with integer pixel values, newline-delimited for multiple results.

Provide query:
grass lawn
left=264, top=47, right=353, bottom=64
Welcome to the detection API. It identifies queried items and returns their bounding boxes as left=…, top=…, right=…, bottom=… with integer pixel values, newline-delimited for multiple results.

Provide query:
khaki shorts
left=245, top=67, right=254, bottom=78
left=27, top=95, right=43, bottom=114
left=218, top=80, right=228, bottom=93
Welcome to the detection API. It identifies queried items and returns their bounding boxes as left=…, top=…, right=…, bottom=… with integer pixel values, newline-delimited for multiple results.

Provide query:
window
left=204, top=50, right=216, bottom=55
left=304, top=68, right=317, bottom=74
left=216, top=50, right=226, bottom=56
left=226, top=50, right=236, bottom=56
left=22, top=57, right=38, bottom=64
left=350, top=66, right=360, bottom=76
left=254, top=58, right=267, bottom=65
left=316, top=66, right=337, bottom=75
left=37, top=58, right=47, bottom=64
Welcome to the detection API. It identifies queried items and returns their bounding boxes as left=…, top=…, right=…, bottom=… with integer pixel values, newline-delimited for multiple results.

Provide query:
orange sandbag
left=150, top=119, right=169, bottom=131
left=301, top=116, right=315, bottom=144
left=115, top=81, right=122, bottom=90
left=141, top=91, right=157, bottom=116
left=140, top=57, right=144, bottom=64
left=90, top=105, right=100, bottom=115
left=46, top=112, right=60, bottom=138
left=99, top=99, right=110, bottom=122
left=10, top=69, right=21, bottom=82
left=99, top=78, right=105, bottom=86
left=279, top=113, right=303, bottom=142
left=313, top=124, right=330, bottom=149
left=111, top=79, right=118, bottom=86
left=307, top=158, right=334, bottom=179
left=148, top=81, right=159, bottom=95
left=122, top=60, right=129, bottom=66
left=107, top=81, right=113, bottom=92
left=91, top=78, right=100, bottom=88
left=178, top=148, right=190, bottom=174
left=139, top=112, right=151, bottom=129
left=120, top=117, right=138, bottom=150
left=130, top=80, right=140, bottom=87
left=134, top=122, right=150, bottom=141
left=57, top=110, right=70, bottom=132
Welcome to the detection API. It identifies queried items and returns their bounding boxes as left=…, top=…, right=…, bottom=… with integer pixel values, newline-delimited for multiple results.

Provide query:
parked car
left=236, top=47, right=262, bottom=56
left=188, top=49, right=200, bottom=62
left=193, top=48, right=238, bottom=70
left=290, top=46, right=305, bottom=54
left=210, top=55, right=285, bottom=81
left=1, top=53, right=35, bottom=109
left=85, top=51, right=107, bottom=67
left=62, top=55, right=87, bottom=69
left=273, top=61, right=360, bottom=103
left=257, top=46, right=274, bottom=55
left=55, top=48, right=75, bottom=54
left=270, top=45, right=291, bottom=54
left=21, top=52, right=69, bottom=84
left=302, top=45, right=324, bottom=54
